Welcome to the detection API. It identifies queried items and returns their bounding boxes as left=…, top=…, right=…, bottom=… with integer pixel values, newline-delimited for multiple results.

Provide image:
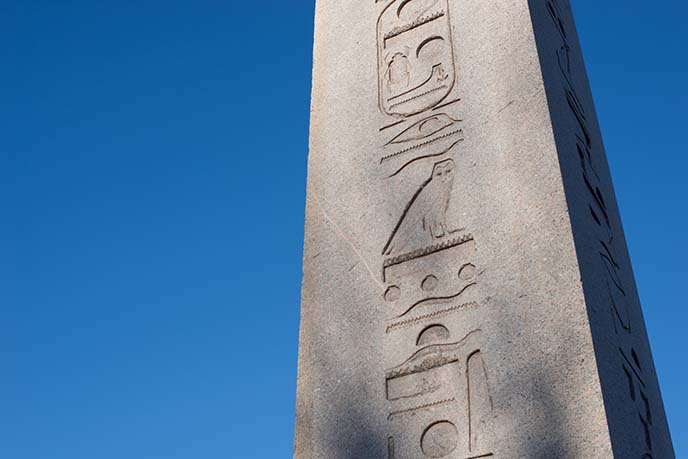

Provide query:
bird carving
left=383, top=159, right=459, bottom=256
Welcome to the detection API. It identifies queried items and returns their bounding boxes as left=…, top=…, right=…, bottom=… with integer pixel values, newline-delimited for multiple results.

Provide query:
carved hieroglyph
left=378, top=0, right=456, bottom=118
left=296, top=0, right=674, bottom=457
left=545, top=1, right=658, bottom=456
left=382, top=159, right=461, bottom=257
left=377, top=2, right=495, bottom=458
left=385, top=330, right=493, bottom=459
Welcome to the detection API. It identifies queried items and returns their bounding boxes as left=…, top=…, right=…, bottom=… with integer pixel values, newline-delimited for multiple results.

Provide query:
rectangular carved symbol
left=378, top=0, right=456, bottom=118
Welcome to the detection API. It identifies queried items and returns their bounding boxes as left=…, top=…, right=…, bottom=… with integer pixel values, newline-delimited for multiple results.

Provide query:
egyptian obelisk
left=294, top=1, right=674, bottom=457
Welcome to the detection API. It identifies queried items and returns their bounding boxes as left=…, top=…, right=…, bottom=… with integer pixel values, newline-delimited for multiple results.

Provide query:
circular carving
left=421, top=275, right=439, bottom=292
left=417, top=324, right=450, bottom=346
left=458, top=263, right=477, bottom=281
left=385, top=286, right=401, bottom=302
left=421, top=421, right=459, bottom=458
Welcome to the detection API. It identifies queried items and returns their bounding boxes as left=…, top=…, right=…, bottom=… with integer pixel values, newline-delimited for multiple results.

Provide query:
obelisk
left=294, top=0, right=675, bottom=457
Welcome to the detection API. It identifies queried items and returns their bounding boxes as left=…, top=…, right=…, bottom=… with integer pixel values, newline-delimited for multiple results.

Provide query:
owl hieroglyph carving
left=383, top=159, right=461, bottom=256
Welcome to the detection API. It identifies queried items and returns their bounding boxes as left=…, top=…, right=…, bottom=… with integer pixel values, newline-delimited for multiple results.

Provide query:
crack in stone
left=312, top=192, right=383, bottom=289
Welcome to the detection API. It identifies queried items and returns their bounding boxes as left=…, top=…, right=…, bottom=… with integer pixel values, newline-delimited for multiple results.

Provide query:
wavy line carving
left=396, top=282, right=477, bottom=318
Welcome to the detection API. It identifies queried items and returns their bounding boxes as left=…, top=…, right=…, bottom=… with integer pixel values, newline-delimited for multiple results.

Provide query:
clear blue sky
left=0, top=1, right=685, bottom=458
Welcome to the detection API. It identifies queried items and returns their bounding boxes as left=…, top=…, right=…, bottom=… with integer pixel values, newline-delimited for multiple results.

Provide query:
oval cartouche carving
left=377, top=0, right=456, bottom=117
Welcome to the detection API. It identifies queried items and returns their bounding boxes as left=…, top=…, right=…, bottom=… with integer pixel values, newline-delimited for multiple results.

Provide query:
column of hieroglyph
left=294, top=1, right=674, bottom=458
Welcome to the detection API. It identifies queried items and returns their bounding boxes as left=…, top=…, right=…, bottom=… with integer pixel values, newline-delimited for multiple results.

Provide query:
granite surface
left=294, top=1, right=674, bottom=457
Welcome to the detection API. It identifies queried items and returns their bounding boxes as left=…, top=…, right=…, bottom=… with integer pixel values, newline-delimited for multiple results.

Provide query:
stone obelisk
left=295, top=0, right=674, bottom=457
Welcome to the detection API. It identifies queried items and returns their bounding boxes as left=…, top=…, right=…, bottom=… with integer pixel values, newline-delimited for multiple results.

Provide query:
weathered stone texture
left=295, top=1, right=674, bottom=457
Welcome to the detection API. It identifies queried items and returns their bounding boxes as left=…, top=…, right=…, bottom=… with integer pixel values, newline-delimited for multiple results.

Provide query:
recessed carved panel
left=378, top=0, right=456, bottom=118
left=467, top=351, right=493, bottom=452
left=387, top=365, right=444, bottom=401
left=383, top=235, right=476, bottom=319
left=384, top=329, right=493, bottom=458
